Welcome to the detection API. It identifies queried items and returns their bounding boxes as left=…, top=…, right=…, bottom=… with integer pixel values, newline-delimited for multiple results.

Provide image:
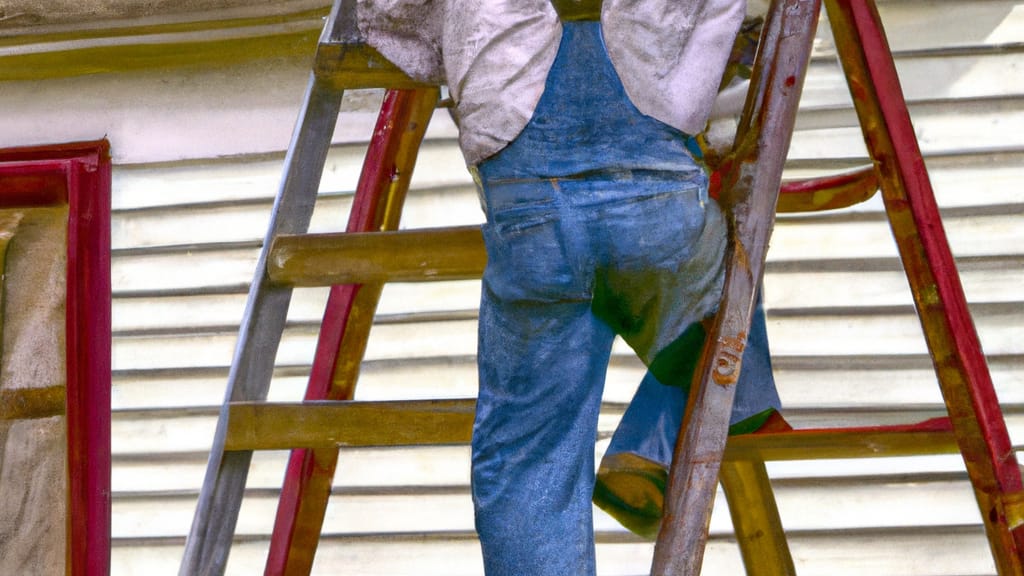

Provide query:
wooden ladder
left=177, top=0, right=443, bottom=573
left=178, top=0, right=1024, bottom=574
left=651, top=0, right=1024, bottom=574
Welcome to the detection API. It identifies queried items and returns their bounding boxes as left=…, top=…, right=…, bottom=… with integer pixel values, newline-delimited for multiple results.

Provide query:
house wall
left=0, top=0, right=1022, bottom=574
left=0, top=208, right=69, bottom=576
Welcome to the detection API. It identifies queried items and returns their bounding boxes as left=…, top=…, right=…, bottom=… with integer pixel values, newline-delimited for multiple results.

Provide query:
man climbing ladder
left=359, top=0, right=783, bottom=572
left=183, top=0, right=1024, bottom=574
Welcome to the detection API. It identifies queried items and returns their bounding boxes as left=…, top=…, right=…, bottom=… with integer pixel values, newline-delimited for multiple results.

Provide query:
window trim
left=0, top=139, right=111, bottom=576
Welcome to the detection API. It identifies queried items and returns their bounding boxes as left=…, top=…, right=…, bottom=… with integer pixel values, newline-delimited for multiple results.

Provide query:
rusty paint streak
left=711, top=332, right=747, bottom=386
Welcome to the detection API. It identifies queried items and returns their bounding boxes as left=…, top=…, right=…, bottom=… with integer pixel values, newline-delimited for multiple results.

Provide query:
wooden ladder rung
left=268, top=225, right=486, bottom=286
left=225, top=398, right=957, bottom=460
left=315, top=42, right=436, bottom=90
left=725, top=418, right=958, bottom=461
left=777, top=166, right=878, bottom=213
left=268, top=168, right=878, bottom=288
left=224, top=399, right=476, bottom=450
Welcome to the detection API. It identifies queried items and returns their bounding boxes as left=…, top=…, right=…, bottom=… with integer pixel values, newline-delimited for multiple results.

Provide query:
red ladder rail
left=691, top=0, right=1024, bottom=573
left=825, top=0, right=1024, bottom=571
left=265, top=87, right=438, bottom=576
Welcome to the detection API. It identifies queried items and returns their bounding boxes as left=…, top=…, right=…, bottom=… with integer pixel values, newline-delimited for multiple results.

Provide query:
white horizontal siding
left=2, top=0, right=1009, bottom=574
left=108, top=305, right=1024, bottom=374
left=106, top=527, right=999, bottom=576
left=107, top=477, right=987, bottom=540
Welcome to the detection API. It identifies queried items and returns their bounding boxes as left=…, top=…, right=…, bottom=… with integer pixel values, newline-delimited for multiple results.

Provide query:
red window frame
left=0, top=140, right=111, bottom=576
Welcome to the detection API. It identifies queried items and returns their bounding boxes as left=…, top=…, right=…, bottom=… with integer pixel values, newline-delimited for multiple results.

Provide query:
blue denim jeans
left=469, top=21, right=781, bottom=576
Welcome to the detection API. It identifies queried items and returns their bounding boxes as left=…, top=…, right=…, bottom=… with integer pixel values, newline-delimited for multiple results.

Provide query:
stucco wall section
left=0, top=207, right=69, bottom=576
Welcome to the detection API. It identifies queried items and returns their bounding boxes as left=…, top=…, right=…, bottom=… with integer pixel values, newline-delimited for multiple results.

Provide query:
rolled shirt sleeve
left=443, top=0, right=562, bottom=164
left=357, top=0, right=446, bottom=83
left=603, top=0, right=746, bottom=136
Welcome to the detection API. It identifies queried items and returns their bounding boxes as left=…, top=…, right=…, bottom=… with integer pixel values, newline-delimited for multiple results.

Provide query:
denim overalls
left=469, top=20, right=781, bottom=575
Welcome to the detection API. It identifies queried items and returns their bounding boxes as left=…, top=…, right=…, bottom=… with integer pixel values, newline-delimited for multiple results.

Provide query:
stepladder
left=179, top=0, right=1024, bottom=574
left=652, top=0, right=1024, bottom=574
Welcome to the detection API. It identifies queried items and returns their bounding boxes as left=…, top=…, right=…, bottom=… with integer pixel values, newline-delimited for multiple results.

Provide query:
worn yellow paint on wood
left=0, top=7, right=328, bottom=49
left=224, top=399, right=476, bottom=450
left=725, top=427, right=960, bottom=460
left=1003, top=490, right=1024, bottom=530
left=267, top=165, right=882, bottom=286
left=0, top=212, right=22, bottom=365
left=223, top=397, right=961, bottom=461
left=268, top=226, right=487, bottom=286
left=315, top=43, right=434, bottom=90
left=0, top=386, right=65, bottom=420
left=720, top=459, right=796, bottom=576
left=777, top=166, right=879, bottom=213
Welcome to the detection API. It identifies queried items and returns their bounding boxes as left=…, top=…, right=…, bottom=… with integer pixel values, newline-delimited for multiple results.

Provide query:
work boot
left=593, top=409, right=791, bottom=539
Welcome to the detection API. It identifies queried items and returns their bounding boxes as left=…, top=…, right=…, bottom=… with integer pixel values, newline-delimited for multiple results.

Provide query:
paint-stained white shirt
left=358, top=0, right=746, bottom=164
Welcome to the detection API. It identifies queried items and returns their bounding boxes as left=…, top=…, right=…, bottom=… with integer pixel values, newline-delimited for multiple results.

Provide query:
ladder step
left=268, top=225, right=486, bottom=286
left=266, top=168, right=879, bottom=288
left=726, top=418, right=958, bottom=461
left=777, top=166, right=878, bottom=213
left=315, top=42, right=436, bottom=90
left=224, top=399, right=476, bottom=450
left=225, top=399, right=957, bottom=459
left=267, top=167, right=879, bottom=288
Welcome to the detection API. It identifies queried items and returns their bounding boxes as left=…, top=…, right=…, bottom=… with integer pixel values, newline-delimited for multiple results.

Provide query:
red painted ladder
left=178, top=0, right=1024, bottom=574
left=652, top=0, right=1024, bottom=574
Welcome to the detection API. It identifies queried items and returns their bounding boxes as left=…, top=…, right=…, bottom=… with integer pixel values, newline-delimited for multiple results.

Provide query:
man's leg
left=588, top=188, right=783, bottom=537
left=471, top=177, right=612, bottom=575
left=593, top=299, right=782, bottom=538
left=474, top=286, right=614, bottom=576
left=610, top=295, right=780, bottom=457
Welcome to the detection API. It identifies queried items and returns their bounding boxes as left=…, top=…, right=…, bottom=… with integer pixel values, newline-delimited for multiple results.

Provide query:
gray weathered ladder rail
left=179, top=0, right=380, bottom=573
